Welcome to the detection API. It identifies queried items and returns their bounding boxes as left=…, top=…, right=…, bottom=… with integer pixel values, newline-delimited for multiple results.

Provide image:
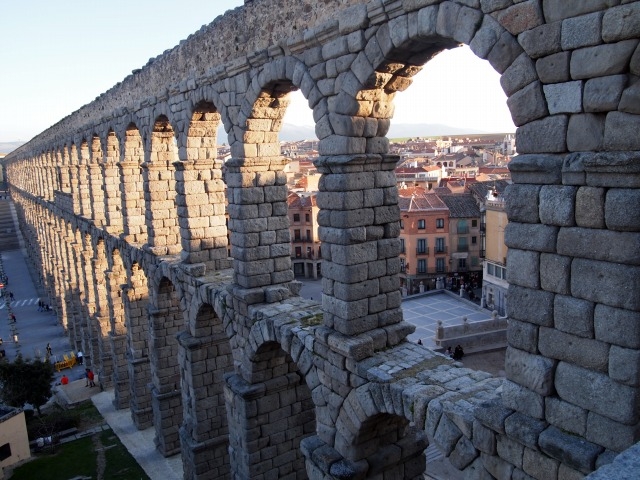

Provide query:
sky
left=0, top=0, right=515, bottom=143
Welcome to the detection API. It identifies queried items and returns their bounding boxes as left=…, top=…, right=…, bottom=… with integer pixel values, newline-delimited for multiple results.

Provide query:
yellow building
left=0, top=406, right=30, bottom=478
left=481, top=188, right=508, bottom=315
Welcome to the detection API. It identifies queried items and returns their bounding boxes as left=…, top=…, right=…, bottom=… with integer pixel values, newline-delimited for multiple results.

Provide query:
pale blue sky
left=0, top=0, right=514, bottom=143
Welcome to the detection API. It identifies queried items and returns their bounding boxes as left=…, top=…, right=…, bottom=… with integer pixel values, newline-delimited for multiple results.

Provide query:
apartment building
left=439, top=194, right=483, bottom=288
left=468, top=181, right=510, bottom=315
left=287, top=191, right=321, bottom=279
left=398, top=192, right=450, bottom=294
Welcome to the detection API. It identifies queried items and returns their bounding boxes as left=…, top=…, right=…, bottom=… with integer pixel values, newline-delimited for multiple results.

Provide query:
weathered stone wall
left=5, top=1, right=640, bottom=478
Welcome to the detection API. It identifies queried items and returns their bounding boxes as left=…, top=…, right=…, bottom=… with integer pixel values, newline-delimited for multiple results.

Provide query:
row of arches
left=5, top=0, right=640, bottom=477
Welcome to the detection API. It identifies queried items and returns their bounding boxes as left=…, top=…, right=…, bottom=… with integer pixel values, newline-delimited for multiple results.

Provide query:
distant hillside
left=216, top=122, right=497, bottom=144
left=0, top=142, right=25, bottom=155
left=4, top=122, right=510, bottom=154
left=387, top=123, right=490, bottom=138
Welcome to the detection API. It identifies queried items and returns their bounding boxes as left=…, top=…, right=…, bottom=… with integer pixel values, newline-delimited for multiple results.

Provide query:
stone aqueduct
left=4, top=0, right=640, bottom=478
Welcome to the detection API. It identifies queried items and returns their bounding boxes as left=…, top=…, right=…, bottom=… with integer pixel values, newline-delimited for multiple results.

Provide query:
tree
left=0, top=354, right=54, bottom=415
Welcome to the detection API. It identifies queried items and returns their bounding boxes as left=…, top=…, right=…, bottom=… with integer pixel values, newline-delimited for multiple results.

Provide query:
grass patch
left=9, top=436, right=96, bottom=480
left=101, top=430, right=150, bottom=479
left=10, top=430, right=150, bottom=480
left=26, top=402, right=104, bottom=440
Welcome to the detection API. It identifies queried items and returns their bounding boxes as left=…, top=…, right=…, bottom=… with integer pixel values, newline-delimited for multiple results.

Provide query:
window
left=472, top=256, right=479, bottom=266
left=436, top=258, right=445, bottom=273
left=417, top=219, right=426, bottom=229
left=487, top=262, right=506, bottom=279
left=400, top=258, right=406, bottom=272
left=306, top=229, right=311, bottom=241
left=400, top=238, right=405, bottom=253
left=400, top=220, right=404, bottom=230
left=472, top=236, right=477, bottom=244
left=294, top=229, right=301, bottom=241
left=418, top=259, right=427, bottom=273
left=305, top=213, right=310, bottom=222
left=436, top=218, right=444, bottom=228
left=457, top=219, right=468, bottom=234
left=472, top=219, right=478, bottom=227
left=295, top=246, right=302, bottom=258
left=0, top=443, right=10, bottom=461
left=458, top=237, right=468, bottom=252
left=293, top=213, right=300, bottom=222
left=417, top=238, right=427, bottom=254
left=435, top=237, right=445, bottom=253
left=458, top=258, right=467, bottom=269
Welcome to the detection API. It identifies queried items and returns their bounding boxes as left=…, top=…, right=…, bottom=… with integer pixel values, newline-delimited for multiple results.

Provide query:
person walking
left=85, top=368, right=95, bottom=387
left=77, top=351, right=83, bottom=365
left=46, top=343, right=52, bottom=358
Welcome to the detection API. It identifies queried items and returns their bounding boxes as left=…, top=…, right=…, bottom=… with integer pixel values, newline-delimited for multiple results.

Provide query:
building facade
left=482, top=189, right=508, bottom=315
left=288, top=191, right=321, bottom=279
left=398, top=192, right=450, bottom=294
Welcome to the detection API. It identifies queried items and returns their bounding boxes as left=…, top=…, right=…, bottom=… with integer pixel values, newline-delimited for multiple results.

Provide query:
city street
left=0, top=200, right=74, bottom=380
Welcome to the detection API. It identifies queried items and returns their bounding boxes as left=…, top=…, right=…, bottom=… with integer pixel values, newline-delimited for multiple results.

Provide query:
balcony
left=416, top=247, right=429, bottom=255
left=292, top=236, right=313, bottom=243
left=480, top=223, right=486, bottom=232
left=434, top=246, right=447, bottom=254
left=457, top=245, right=469, bottom=252
left=457, top=226, right=469, bottom=234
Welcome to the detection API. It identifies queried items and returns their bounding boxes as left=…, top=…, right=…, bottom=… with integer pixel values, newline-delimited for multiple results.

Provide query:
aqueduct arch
left=4, top=1, right=640, bottom=478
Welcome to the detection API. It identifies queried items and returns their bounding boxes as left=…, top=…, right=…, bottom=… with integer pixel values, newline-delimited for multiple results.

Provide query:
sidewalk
left=0, top=200, right=72, bottom=383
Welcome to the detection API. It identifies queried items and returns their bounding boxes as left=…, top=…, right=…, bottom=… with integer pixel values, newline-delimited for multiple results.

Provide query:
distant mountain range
left=1, top=123, right=503, bottom=154
left=0, top=142, right=26, bottom=155
left=216, top=122, right=493, bottom=144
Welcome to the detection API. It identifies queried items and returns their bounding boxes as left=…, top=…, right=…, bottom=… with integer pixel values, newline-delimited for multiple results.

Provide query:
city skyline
left=0, top=0, right=515, bottom=144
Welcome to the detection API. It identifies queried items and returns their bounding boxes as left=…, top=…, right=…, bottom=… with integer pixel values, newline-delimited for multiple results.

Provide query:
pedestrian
left=417, top=339, right=423, bottom=345
left=9, top=313, right=16, bottom=323
left=453, top=344, right=464, bottom=361
left=77, top=351, right=83, bottom=365
left=85, top=368, right=95, bottom=387
left=8, top=292, right=13, bottom=301
left=61, top=374, right=69, bottom=385
left=446, top=346, right=453, bottom=357
left=46, top=343, right=52, bottom=358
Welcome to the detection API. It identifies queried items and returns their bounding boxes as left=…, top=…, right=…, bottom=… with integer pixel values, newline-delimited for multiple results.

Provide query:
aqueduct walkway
left=4, top=1, right=640, bottom=478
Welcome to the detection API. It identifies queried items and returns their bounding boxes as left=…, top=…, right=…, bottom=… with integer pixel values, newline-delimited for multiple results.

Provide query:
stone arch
left=104, top=246, right=131, bottom=408
left=226, top=334, right=316, bottom=479
left=76, top=139, right=91, bottom=218
left=89, top=134, right=106, bottom=226
left=119, top=124, right=147, bottom=243
left=123, top=259, right=153, bottom=429
left=178, top=301, right=234, bottom=479
left=144, top=115, right=181, bottom=255
left=101, top=129, right=124, bottom=235
left=149, top=273, right=184, bottom=456
left=91, top=237, right=114, bottom=388
left=174, top=99, right=230, bottom=270
left=322, top=383, right=429, bottom=478
left=226, top=58, right=315, bottom=293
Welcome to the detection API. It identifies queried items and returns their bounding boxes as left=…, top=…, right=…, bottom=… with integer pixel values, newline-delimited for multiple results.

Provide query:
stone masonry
left=4, top=1, right=640, bottom=478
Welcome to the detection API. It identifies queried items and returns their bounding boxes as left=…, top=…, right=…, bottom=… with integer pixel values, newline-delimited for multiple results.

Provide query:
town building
left=439, top=194, right=483, bottom=291
left=398, top=191, right=450, bottom=294
left=287, top=191, right=321, bottom=279
left=481, top=188, right=508, bottom=315
left=0, top=406, right=30, bottom=478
